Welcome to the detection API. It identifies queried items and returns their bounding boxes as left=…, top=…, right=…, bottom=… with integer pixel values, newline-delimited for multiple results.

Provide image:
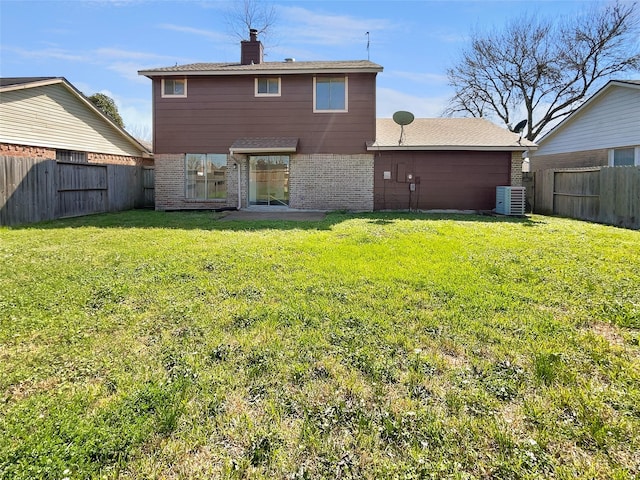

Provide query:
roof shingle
left=229, top=137, right=299, bottom=153
left=139, top=60, right=383, bottom=76
left=369, top=118, right=537, bottom=151
left=0, top=77, right=59, bottom=88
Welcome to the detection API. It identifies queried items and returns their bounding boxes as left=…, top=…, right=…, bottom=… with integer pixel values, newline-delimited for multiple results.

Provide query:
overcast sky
left=1, top=0, right=637, bottom=140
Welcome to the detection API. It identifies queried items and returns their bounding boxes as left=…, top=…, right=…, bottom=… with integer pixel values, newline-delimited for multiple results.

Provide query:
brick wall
left=88, top=152, right=152, bottom=167
left=530, top=149, right=608, bottom=172
left=155, top=154, right=185, bottom=210
left=0, top=143, right=55, bottom=159
left=0, top=142, right=149, bottom=166
left=227, top=156, right=247, bottom=209
left=155, top=152, right=374, bottom=211
left=510, top=151, right=523, bottom=187
left=154, top=153, right=233, bottom=211
left=289, top=154, right=374, bottom=211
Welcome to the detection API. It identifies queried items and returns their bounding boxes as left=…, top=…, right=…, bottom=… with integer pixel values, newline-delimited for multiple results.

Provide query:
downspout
left=237, top=160, right=242, bottom=210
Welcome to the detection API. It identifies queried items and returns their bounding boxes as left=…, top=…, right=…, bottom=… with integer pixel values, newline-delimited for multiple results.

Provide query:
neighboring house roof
left=0, top=77, right=152, bottom=157
left=535, top=79, right=640, bottom=149
left=139, top=60, right=383, bottom=77
left=1, top=77, right=58, bottom=87
left=368, top=118, right=537, bottom=152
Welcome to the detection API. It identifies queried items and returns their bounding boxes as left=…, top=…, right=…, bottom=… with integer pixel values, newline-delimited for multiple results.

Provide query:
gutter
left=366, top=145, right=538, bottom=152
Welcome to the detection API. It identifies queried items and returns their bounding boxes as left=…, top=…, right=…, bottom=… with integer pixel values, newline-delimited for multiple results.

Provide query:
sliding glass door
left=249, top=155, right=289, bottom=206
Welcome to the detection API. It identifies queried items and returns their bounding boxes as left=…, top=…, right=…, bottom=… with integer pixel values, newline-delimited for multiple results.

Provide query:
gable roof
left=139, top=60, right=383, bottom=77
left=0, top=77, right=152, bottom=156
left=616, top=80, right=640, bottom=86
left=368, top=118, right=536, bottom=152
left=1, top=77, right=58, bottom=87
left=537, top=79, right=640, bottom=145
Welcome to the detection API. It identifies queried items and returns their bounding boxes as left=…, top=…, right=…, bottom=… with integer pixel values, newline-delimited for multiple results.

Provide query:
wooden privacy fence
left=534, top=166, right=639, bottom=229
left=143, top=166, right=155, bottom=207
left=1, top=156, right=155, bottom=226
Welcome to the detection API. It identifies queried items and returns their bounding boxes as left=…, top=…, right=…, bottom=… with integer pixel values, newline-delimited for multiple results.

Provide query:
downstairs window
left=611, top=147, right=637, bottom=166
left=56, top=150, right=87, bottom=163
left=185, top=154, right=227, bottom=200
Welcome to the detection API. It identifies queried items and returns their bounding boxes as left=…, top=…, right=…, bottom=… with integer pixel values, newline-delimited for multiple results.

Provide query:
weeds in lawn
left=1, top=211, right=639, bottom=479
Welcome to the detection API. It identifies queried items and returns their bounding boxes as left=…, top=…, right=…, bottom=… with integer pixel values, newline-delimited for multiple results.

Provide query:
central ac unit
left=495, top=186, right=525, bottom=216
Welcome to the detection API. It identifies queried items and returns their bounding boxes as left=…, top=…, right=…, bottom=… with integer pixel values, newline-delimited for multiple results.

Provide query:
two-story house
left=139, top=29, right=383, bottom=211
left=140, top=30, right=534, bottom=213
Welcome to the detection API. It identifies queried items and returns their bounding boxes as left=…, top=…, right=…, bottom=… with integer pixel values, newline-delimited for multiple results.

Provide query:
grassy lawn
left=1, top=210, right=639, bottom=479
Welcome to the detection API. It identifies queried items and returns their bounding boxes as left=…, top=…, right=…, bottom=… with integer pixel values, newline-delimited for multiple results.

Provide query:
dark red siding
left=373, top=151, right=511, bottom=210
left=153, top=73, right=377, bottom=155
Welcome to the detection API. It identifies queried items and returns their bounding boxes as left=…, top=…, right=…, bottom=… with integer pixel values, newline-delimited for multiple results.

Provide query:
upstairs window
left=314, top=76, right=347, bottom=112
left=255, top=77, right=280, bottom=96
left=162, top=78, right=187, bottom=97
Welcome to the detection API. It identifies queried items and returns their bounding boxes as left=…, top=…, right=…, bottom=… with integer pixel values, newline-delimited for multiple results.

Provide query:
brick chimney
left=241, top=28, right=263, bottom=65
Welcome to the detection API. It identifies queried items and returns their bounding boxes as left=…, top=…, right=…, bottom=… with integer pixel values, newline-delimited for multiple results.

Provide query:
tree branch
left=445, top=1, right=640, bottom=141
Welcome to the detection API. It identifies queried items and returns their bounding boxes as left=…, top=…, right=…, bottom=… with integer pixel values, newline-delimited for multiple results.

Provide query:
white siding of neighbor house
left=0, top=83, right=143, bottom=157
left=535, top=85, right=640, bottom=155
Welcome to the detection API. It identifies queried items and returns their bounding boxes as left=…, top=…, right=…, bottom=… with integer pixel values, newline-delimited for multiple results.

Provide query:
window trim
left=608, top=147, right=640, bottom=166
left=313, top=76, right=348, bottom=113
left=161, top=78, right=187, bottom=98
left=255, top=77, right=281, bottom=97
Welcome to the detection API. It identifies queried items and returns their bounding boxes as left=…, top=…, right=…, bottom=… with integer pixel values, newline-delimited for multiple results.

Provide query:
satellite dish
left=393, top=111, right=414, bottom=145
left=511, top=119, right=527, bottom=144
left=512, top=119, right=527, bottom=134
left=393, top=111, right=415, bottom=126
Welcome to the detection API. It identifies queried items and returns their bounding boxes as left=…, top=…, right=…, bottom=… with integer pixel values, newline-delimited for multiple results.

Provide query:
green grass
left=1, top=210, right=639, bottom=479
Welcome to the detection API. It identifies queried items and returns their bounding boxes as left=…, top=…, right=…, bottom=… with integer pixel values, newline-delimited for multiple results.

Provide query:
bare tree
left=226, top=0, right=278, bottom=46
left=127, top=123, right=152, bottom=143
left=445, top=1, right=640, bottom=140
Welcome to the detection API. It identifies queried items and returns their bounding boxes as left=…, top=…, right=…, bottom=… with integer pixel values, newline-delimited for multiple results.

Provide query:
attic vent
left=495, top=186, right=525, bottom=216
